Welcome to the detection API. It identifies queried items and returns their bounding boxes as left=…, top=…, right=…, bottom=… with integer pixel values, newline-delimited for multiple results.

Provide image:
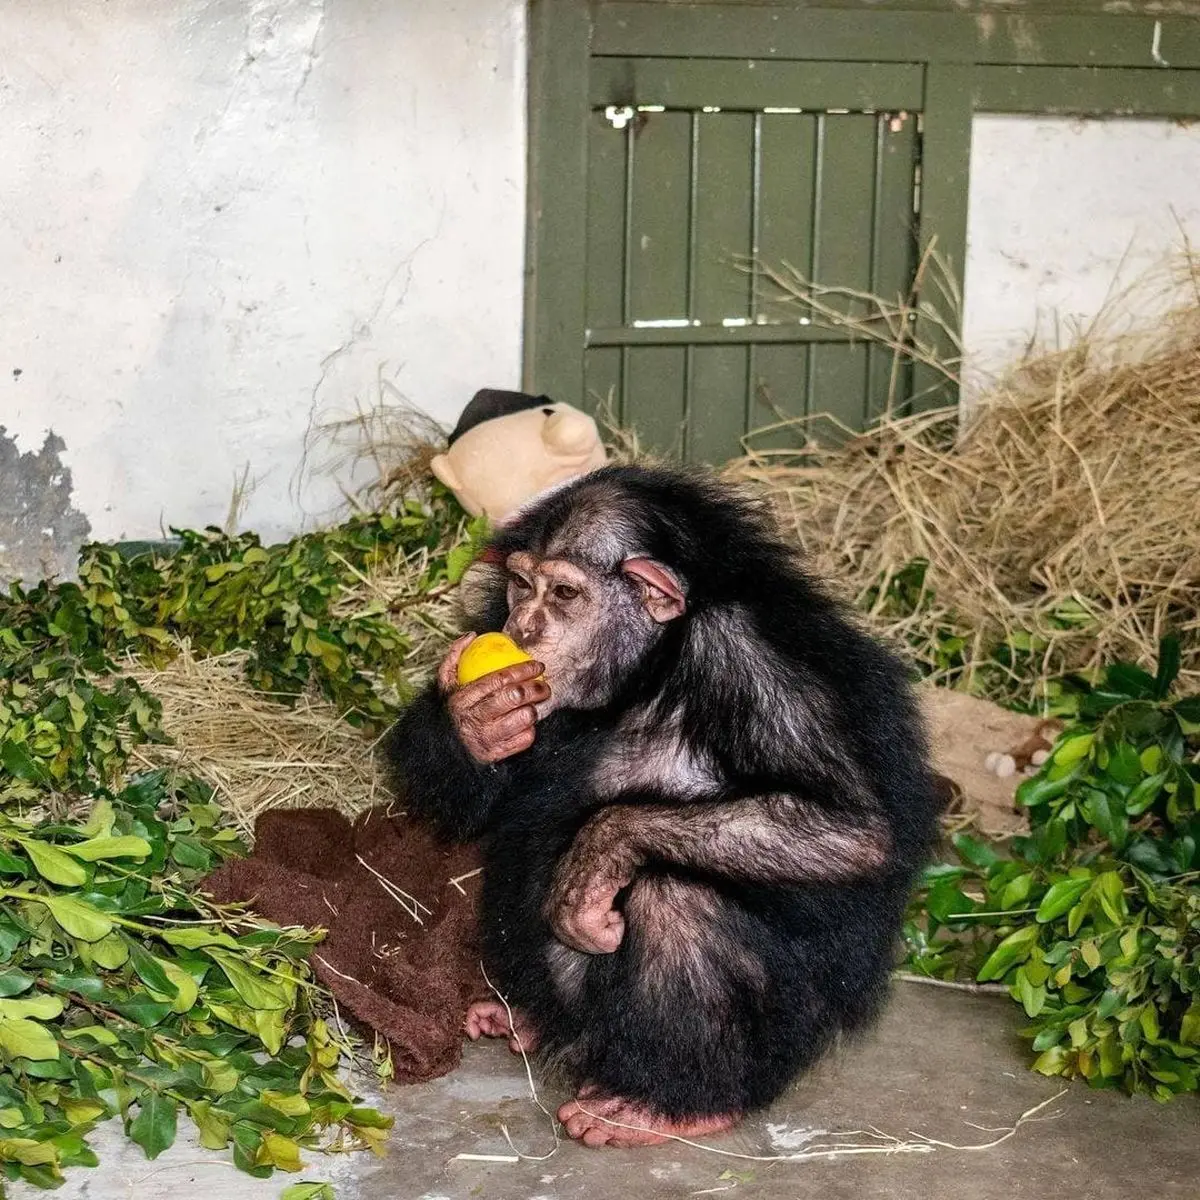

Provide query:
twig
left=448, top=867, right=484, bottom=894
left=893, top=972, right=1009, bottom=996
left=479, top=962, right=561, bottom=1162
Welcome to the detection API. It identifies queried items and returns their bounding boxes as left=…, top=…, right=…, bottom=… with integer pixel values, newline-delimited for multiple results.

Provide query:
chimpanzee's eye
left=553, top=584, right=578, bottom=602
left=511, top=574, right=532, bottom=592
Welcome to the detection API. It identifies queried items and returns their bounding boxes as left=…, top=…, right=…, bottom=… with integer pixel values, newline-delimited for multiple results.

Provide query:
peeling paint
left=0, top=426, right=91, bottom=585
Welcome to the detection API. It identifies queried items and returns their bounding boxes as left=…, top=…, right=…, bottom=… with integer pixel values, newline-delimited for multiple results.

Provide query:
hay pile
left=729, top=258, right=1200, bottom=705
left=127, top=647, right=387, bottom=836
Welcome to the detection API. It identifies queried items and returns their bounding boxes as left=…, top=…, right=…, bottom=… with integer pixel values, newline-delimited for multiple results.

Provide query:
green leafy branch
left=904, top=637, right=1200, bottom=1100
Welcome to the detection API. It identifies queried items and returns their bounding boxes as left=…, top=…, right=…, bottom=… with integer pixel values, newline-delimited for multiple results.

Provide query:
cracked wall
left=0, top=426, right=91, bottom=585
left=0, top=0, right=526, bottom=547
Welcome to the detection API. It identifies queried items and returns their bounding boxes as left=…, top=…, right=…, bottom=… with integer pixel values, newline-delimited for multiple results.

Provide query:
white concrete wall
left=4, top=5, right=1199, bottom=551
left=962, top=114, right=1200, bottom=399
left=0, top=0, right=526, bottom=544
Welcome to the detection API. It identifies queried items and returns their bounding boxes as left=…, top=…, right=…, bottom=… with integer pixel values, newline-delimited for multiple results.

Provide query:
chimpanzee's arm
left=380, top=683, right=509, bottom=843
left=546, top=793, right=890, bottom=953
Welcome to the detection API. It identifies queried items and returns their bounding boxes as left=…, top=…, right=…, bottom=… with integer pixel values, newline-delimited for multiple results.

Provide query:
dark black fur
left=382, top=465, right=939, bottom=1119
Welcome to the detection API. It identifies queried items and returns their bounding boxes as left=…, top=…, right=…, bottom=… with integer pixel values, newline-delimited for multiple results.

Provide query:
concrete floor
left=34, top=980, right=1200, bottom=1200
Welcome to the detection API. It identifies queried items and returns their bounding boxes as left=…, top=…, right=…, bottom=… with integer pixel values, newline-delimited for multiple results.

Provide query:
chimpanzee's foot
left=463, top=1000, right=540, bottom=1054
left=557, top=1094, right=741, bottom=1148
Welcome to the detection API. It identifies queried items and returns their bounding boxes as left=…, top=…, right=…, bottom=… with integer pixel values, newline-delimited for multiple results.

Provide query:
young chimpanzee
left=382, top=465, right=939, bottom=1147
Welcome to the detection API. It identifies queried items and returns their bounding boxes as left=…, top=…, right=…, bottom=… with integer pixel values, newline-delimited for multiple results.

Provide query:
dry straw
left=126, top=645, right=386, bottom=836
left=726, top=249, right=1200, bottom=706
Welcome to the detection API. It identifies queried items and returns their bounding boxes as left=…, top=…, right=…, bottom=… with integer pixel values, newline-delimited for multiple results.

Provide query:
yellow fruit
left=456, top=632, right=534, bottom=686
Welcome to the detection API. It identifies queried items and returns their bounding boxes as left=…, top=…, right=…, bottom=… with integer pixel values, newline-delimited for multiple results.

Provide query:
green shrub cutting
left=0, top=492, right=482, bottom=1192
left=905, top=637, right=1200, bottom=1100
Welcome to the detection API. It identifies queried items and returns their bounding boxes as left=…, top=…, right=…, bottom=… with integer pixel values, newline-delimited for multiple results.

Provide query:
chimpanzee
left=382, top=464, right=939, bottom=1147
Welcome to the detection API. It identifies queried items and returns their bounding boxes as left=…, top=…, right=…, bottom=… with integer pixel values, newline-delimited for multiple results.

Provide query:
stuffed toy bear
left=430, top=388, right=608, bottom=524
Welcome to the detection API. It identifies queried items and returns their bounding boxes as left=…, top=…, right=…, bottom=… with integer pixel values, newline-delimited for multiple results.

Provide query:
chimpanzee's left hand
left=546, top=808, right=641, bottom=954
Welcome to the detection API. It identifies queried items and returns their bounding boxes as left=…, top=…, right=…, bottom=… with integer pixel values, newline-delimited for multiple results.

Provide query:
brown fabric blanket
left=202, top=806, right=485, bottom=1085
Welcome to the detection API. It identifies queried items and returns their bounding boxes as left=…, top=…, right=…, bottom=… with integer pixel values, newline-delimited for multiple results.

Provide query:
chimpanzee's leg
left=555, top=873, right=819, bottom=1148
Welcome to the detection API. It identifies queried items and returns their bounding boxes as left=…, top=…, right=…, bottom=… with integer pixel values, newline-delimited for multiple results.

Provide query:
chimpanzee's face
left=502, top=550, right=684, bottom=713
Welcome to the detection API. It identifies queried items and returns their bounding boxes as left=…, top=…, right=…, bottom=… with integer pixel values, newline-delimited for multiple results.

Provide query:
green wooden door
left=526, top=2, right=1200, bottom=465
left=583, top=60, right=923, bottom=460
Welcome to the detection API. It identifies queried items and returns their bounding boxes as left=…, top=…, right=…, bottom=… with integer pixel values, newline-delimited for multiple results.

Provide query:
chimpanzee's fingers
left=438, top=634, right=477, bottom=695
left=488, top=705, right=538, bottom=742
left=486, top=728, right=537, bottom=763
left=457, top=662, right=549, bottom=718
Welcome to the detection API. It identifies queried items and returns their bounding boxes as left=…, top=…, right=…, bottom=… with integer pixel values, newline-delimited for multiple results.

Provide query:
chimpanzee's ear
left=622, top=557, right=686, bottom=623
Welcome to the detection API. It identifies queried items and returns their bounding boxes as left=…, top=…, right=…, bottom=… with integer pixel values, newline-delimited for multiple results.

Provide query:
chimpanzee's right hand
left=438, top=634, right=550, bottom=765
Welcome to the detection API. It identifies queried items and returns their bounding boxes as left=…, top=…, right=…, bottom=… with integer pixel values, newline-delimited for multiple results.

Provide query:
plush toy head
left=430, top=388, right=608, bottom=523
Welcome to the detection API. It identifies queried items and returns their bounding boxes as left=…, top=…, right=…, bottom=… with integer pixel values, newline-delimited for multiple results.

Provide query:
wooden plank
left=628, top=111, right=692, bottom=321
left=688, top=345, right=751, bottom=463
left=589, top=58, right=925, bottom=110
left=585, top=112, right=630, bottom=328
left=974, top=65, right=1200, bottom=116
left=586, top=323, right=865, bottom=346
left=593, top=6, right=1200, bottom=69
left=692, top=112, right=756, bottom=323
left=808, top=344, right=872, bottom=431
left=625, top=347, right=688, bottom=455
left=911, top=64, right=973, bottom=411
left=868, top=110, right=919, bottom=419
left=584, top=346, right=624, bottom=425
left=525, top=0, right=592, bottom=403
left=815, top=114, right=878, bottom=295
left=593, top=6, right=976, bottom=62
left=747, top=343, right=811, bottom=449
left=756, top=112, right=819, bottom=325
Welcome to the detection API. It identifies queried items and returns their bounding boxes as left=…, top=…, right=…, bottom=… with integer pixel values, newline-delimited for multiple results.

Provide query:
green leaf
left=63, top=1024, right=119, bottom=1046
left=82, top=799, right=115, bottom=838
left=1126, top=772, right=1168, bottom=816
left=1053, top=732, right=1094, bottom=767
left=0, top=849, right=30, bottom=879
left=977, top=925, right=1040, bottom=982
left=90, top=932, right=131, bottom=969
left=1105, top=662, right=1157, bottom=699
left=1181, top=1005, right=1200, bottom=1047
left=1031, top=1046, right=1069, bottom=1077
left=188, top=1100, right=232, bottom=1151
left=129, top=1092, right=177, bottom=1160
left=1105, top=743, right=1143, bottom=788
left=32, top=893, right=114, bottom=942
left=1095, top=872, right=1127, bottom=924
left=154, top=958, right=199, bottom=1015
left=170, top=837, right=213, bottom=872
left=207, top=950, right=288, bottom=1010
left=262, top=1090, right=310, bottom=1118
left=0, top=1018, right=60, bottom=1062
left=201, top=1057, right=240, bottom=1095
left=952, top=833, right=1000, bottom=869
left=1036, top=878, right=1090, bottom=923
left=19, top=840, right=88, bottom=887
left=1016, top=770, right=1078, bottom=809
left=255, top=1008, right=287, bottom=1055
left=112, top=998, right=174, bottom=1027
left=1175, top=696, right=1200, bottom=732
left=281, top=1185, right=335, bottom=1200
left=0, top=742, right=48, bottom=784
left=161, top=926, right=239, bottom=951
left=60, top=1096, right=109, bottom=1126
left=259, top=1131, right=304, bottom=1173
left=0, top=1136, right=58, bottom=1166
left=1153, top=635, right=1180, bottom=699
left=0, top=995, right=63, bottom=1021
left=62, top=835, right=152, bottom=862
left=127, top=942, right=179, bottom=999
left=0, top=970, right=35, bottom=999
